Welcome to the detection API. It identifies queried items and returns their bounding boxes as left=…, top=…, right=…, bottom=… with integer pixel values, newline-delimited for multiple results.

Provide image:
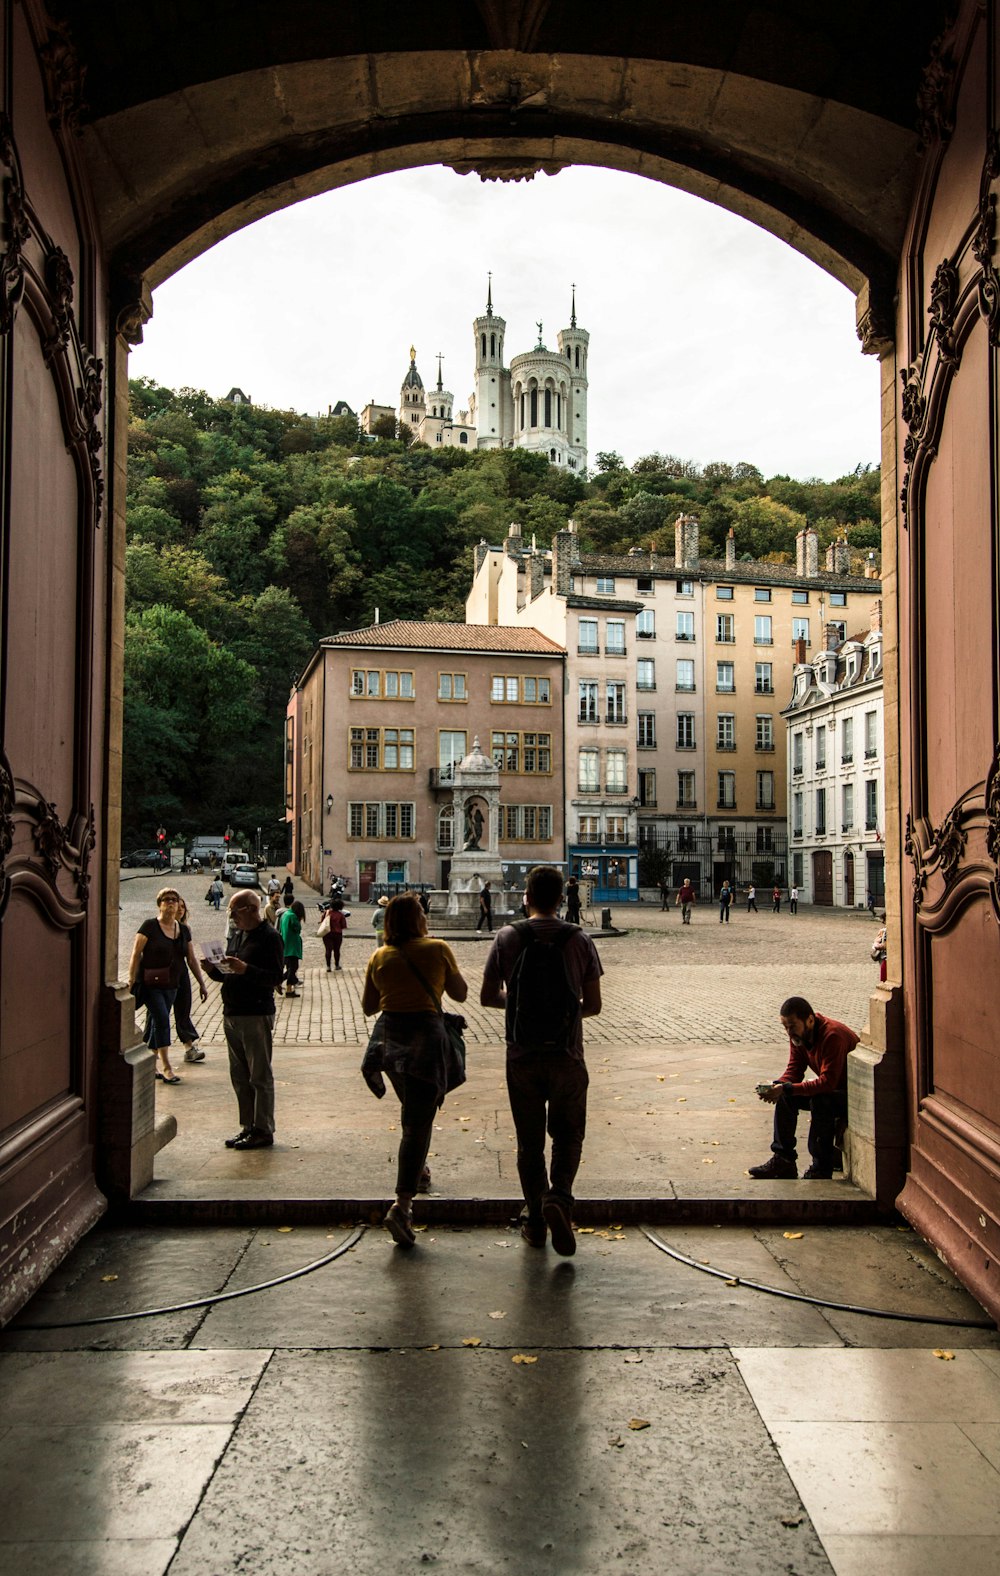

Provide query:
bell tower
left=473, top=275, right=510, bottom=448
left=556, top=285, right=589, bottom=473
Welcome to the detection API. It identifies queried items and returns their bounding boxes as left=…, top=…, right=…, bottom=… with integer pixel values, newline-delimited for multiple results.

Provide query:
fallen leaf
left=100, top=1274, right=118, bottom=1283
left=657, top=1075, right=665, bottom=1082
left=512, top=1354, right=538, bottom=1365
left=488, top=1310, right=507, bottom=1320
left=424, top=1344, right=441, bottom=1351
left=628, top=1417, right=651, bottom=1431
left=624, top=1354, right=643, bottom=1364
left=521, top=1441, right=529, bottom=1448
left=577, top=1227, right=595, bottom=1234
left=702, top=1158, right=715, bottom=1165
left=933, top=1348, right=956, bottom=1360
left=608, top=1434, right=625, bottom=1448
left=725, top=1278, right=740, bottom=1287
left=277, top=1226, right=293, bottom=1233
left=728, top=1097, right=737, bottom=1103
left=462, top=1337, right=482, bottom=1347
left=677, top=1096, right=687, bottom=1103
left=413, top=1224, right=428, bottom=1232
left=781, top=1516, right=803, bottom=1528
left=782, top=1232, right=804, bottom=1240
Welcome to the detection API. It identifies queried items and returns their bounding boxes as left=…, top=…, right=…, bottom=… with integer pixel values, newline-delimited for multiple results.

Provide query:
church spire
left=570, top=282, right=577, bottom=329
left=486, top=271, right=493, bottom=316
left=436, top=352, right=443, bottom=392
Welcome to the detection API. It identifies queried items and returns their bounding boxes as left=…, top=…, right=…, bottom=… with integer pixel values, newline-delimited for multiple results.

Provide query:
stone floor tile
left=769, top=1420, right=1000, bottom=1536
left=973, top=1348, right=1000, bottom=1378
left=0, top=1350, right=271, bottom=1425
left=0, top=1423, right=235, bottom=1541
left=2, top=1541, right=177, bottom=1576
left=960, top=1422, right=1000, bottom=1472
left=820, top=1534, right=1000, bottom=1576
left=168, top=1349, right=834, bottom=1576
left=732, top=1347, right=1000, bottom=1423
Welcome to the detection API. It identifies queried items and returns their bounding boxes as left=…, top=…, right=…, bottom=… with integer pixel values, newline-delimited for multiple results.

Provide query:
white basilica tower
left=471, top=281, right=589, bottom=473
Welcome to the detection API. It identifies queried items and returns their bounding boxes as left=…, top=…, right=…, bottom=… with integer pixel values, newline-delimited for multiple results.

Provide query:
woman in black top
left=565, top=876, right=582, bottom=925
left=128, top=887, right=209, bottom=1082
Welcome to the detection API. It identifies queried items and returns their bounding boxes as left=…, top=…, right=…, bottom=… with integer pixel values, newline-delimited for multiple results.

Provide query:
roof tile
left=321, top=620, right=565, bottom=655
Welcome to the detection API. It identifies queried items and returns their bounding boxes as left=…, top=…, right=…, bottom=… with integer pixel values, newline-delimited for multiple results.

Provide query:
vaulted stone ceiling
left=51, top=1, right=948, bottom=304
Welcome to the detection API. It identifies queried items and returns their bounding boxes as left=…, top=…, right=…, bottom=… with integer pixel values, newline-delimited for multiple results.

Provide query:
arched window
left=550, top=448, right=557, bottom=462
left=481, top=334, right=486, bottom=358
left=460, top=431, right=468, bottom=444
left=567, top=347, right=572, bottom=361
left=519, top=392, right=525, bottom=429
left=530, top=388, right=538, bottom=427
left=490, top=333, right=495, bottom=357
left=556, top=394, right=561, bottom=428
left=437, top=805, right=454, bottom=851
left=575, top=345, right=580, bottom=368
left=544, top=388, right=552, bottom=426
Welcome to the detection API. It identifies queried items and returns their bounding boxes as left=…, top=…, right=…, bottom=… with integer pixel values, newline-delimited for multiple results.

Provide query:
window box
left=866, top=819, right=878, bottom=830
left=865, top=749, right=878, bottom=759
left=842, top=755, right=854, bottom=764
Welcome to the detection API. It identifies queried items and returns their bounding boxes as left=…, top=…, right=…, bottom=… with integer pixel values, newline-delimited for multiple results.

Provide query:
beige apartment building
left=287, top=622, right=565, bottom=898
left=468, top=516, right=880, bottom=898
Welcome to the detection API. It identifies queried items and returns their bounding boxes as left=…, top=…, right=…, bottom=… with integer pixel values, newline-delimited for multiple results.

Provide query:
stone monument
left=445, top=737, right=510, bottom=928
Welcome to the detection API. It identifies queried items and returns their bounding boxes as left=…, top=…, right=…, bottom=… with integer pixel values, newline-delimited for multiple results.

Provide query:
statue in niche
left=463, top=802, right=485, bottom=851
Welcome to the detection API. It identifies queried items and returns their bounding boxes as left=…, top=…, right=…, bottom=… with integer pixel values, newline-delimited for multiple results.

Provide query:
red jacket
left=778, top=1013, right=857, bottom=1097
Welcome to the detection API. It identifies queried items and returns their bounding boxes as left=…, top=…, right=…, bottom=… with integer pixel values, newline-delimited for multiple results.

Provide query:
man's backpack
left=505, top=920, right=581, bottom=1053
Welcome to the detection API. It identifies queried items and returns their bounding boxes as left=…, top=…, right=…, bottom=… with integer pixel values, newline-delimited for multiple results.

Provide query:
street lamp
left=326, top=793, right=334, bottom=814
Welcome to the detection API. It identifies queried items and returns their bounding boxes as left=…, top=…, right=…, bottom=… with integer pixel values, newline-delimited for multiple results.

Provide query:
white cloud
left=130, top=165, right=880, bottom=482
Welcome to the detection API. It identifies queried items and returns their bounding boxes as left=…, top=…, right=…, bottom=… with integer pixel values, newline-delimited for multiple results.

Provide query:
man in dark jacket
left=748, top=996, right=857, bottom=1179
left=205, top=890, right=285, bottom=1149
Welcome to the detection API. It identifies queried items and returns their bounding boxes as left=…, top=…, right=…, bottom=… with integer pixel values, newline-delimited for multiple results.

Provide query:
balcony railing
left=842, top=754, right=854, bottom=764
left=429, top=766, right=455, bottom=788
left=717, top=799, right=737, bottom=810
left=675, top=683, right=696, bottom=693
left=676, top=799, right=697, bottom=810
left=637, top=681, right=657, bottom=692
left=865, top=748, right=878, bottom=758
left=793, top=765, right=803, bottom=775
left=716, top=634, right=735, bottom=644
left=866, top=819, right=878, bottom=830
left=755, top=685, right=774, bottom=695
left=717, top=741, right=736, bottom=752
left=637, top=629, right=655, bottom=640
left=605, top=712, right=627, bottom=725
left=577, top=644, right=599, bottom=656
left=577, top=784, right=601, bottom=795
left=639, top=798, right=657, bottom=809
left=676, top=740, right=696, bottom=751
left=755, top=743, right=775, bottom=752
left=576, top=832, right=602, bottom=844
left=604, top=783, right=628, bottom=794
left=756, top=801, right=775, bottom=812
left=675, top=632, right=695, bottom=642
left=578, top=710, right=599, bottom=724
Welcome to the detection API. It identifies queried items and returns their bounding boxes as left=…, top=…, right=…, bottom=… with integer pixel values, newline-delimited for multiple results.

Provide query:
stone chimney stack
left=794, top=637, right=807, bottom=665
left=865, top=551, right=880, bottom=578
left=870, top=598, right=882, bottom=632
left=825, top=622, right=843, bottom=651
left=474, top=539, right=490, bottom=575
left=725, top=528, right=736, bottom=570
left=528, top=553, right=545, bottom=600
left=674, top=512, right=700, bottom=571
left=825, top=537, right=850, bottom=575
left=796, top=527, right=819, bottom=578
left=505, top=521, right=522, bottom=558
left=552, top=523, right=580, bottom=596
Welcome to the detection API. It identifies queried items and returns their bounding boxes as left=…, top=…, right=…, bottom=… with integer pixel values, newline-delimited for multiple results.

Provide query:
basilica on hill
left=361, top=281, right=590, bottom=472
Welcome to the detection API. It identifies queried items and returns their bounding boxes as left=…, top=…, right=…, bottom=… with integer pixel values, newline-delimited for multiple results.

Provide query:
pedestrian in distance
left=278, top=893, right=303, bottom=997
left=659, top=876, right=670, bottom=911
left=208, top=874, right=224, bottom=910
left=127, top=887, right=209, bottom=1084
left=266, top=873, right=281, bottom=900
left=480, top=864, right=603, bottom=1255
left=204, top=890, right=285, bottom=1149
left=564, top=875, right=582, bottom=925
left=748, top=996, right=856, bottom=1180
left=418, top=889, right=431, bottom=917
left=362, top=893, right=469, bottom=1248
left=718, top=880, right=733, bottom=923
left=790, top=885, right=799, bottom=914
left=746, top=884, right=758, bottom=913
left=282, top=874, right=294, bottom=901
left=372, top=893, right=389, bottom=945
left=772, top=885, right=781, bottom=913
left=476, top=879, right=493, bottom=933
left=173, top=897, right=207, bottom=1063
left=320, top=896, right=348, bottom=971
left=676, top=878, right=696, bottom=924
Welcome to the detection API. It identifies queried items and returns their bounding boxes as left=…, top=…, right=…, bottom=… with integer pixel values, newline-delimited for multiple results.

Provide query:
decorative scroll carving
left=75, top=806, right=96, bottom=905
left=42, top=247, right=74, bottom=364
left=39, top=21, right=87, bottom=134
left=985, top=741, right=1000, bottom=885
left=974, top=130, right=1000, bottom=346
left=928, top=258, right=960, bottom=365
left=856, top=297, right=894, bottom=358
left=904, top=812, right=927, bottom=907
left=34, top=801, right=70, bottom=878
left=450, top=157, right=565, bottom=183
left=0, top=751, right=14, bottom=869
left=78, top=346, right=105, bottom=523
left=0, top=113, right=29, bottom=335
left=916, top=10, right=959, bottom=152
left=927, top=808, right=967, bottom=887
left=474, top=0, right=551, bottom=51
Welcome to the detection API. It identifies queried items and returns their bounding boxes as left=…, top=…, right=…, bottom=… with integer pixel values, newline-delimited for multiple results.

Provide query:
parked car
left=120, top=849, right=169, bottom=869
left=231, top=865, right=261, bottom=889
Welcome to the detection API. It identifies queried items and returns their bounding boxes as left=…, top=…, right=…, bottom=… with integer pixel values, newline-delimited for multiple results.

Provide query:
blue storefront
left=568, top=846, right=640, bottom=903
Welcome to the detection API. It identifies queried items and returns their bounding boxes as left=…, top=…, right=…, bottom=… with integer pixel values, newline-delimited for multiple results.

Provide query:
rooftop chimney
left=674, top=512, right=700, bottom=571
left=865, top=550, right=880, bottom=578
left=825, top=622, right=843, bottom=651
left=796, top=527, right=819, bottom=578
left=529, top=553, right=545, bottom=599
left=826, top=537, right=850, bottom=575
left=870, top=597, right=882, bottom=632
left=552, top=526, right=581, bottom=596
left=474, top=539, right=491, bottom=575
left=725, top=528, right=736, bottom=570
left=794, top=637, right=807, bottom=665
left=505, top=521, right=522, bottom=558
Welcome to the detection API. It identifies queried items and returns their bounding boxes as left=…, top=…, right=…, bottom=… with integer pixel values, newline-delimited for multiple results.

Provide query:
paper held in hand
left=202, top=939, right=234, bottom=974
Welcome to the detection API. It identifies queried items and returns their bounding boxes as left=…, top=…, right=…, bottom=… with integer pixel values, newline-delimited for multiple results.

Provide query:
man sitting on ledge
left=748, top=996, right=856, bottom=1180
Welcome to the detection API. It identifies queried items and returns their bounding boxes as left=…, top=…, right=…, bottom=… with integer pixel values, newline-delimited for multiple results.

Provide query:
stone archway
left=4, top=0, right=999, bottom=1322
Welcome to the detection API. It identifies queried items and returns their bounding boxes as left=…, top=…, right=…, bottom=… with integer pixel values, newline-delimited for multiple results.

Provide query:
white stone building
left=781, top=604, right=885, bottom=908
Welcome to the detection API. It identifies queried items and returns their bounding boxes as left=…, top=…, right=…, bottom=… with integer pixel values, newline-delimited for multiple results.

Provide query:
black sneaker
left=231, top=1130, right=274, bottom=1150
left=416, top=1166, right=432, bottom=1195
left=747, top=1155, right=798, bottom=1179
left=384, top=1202, right=416, bottom=1248
left=803, top=1163, right=834, bottom=1179
left=224, top=1127, right=252, bottom=1148
left=520, top=1215, right=547, bottom=1249
left=541, top=1196, right=576, bottom=1256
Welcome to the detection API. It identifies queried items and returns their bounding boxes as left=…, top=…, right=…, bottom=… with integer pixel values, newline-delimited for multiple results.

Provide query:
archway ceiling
left=53, top=2, right=945, bottom=295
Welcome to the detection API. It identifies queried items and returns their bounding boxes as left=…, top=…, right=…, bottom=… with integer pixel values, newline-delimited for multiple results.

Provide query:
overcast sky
left=129, top=165, right=881, bottom=482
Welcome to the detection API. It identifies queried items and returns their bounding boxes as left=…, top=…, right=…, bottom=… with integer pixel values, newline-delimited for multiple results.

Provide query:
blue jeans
left=144, top=986, right=178, bottom=1049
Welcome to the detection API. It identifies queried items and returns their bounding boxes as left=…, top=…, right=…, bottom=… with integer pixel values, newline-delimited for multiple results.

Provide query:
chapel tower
left=556, top=285, right=589, bottom=473
left=472, top=276, right=513, bottom=447
left=399, top=346, right=426, bottom=433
